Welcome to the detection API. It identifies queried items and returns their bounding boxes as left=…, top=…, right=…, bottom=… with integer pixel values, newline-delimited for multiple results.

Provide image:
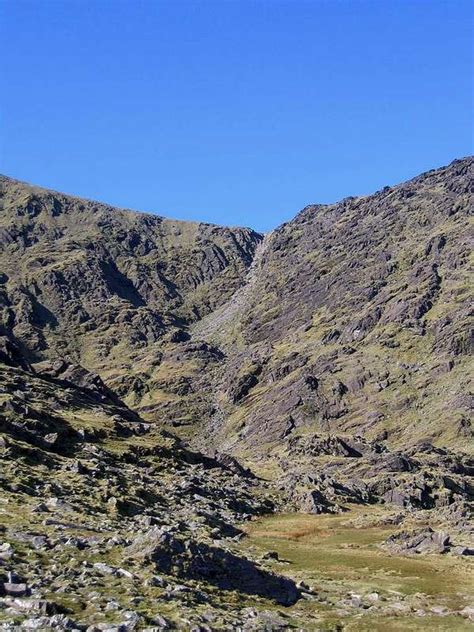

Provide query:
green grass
left=241, top=508, right=474, bottom=630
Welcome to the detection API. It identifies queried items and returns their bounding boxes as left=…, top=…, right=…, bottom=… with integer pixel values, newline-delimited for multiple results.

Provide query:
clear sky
left=1, top=1, right=473, bottom=232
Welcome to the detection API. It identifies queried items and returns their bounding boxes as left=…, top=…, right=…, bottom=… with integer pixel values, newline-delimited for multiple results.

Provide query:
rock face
left=192, top=157, right=473, bottom=456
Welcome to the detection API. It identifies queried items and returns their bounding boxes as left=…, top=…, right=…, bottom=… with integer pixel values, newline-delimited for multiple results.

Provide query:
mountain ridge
left=3, top=154, right=472, bottom=233
left=0, top=173, right=262, bottom=233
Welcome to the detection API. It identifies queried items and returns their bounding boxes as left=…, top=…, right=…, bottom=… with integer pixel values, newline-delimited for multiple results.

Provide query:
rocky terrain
left=0, top=158, right=473, bottom=630
left=191, top=157, right=473, bottom=458
left=0, top=364, right=302, bottom=629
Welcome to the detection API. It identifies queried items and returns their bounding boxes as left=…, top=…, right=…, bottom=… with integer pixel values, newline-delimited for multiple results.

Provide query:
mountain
left=0, top=175, right=261, bottom=369
left=192, top=156, right=473, bottom=458
left=0, top=159, right=473, bottom=630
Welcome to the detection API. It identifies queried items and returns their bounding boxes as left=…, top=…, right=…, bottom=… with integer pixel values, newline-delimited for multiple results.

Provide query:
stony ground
left=0, top=365, right=472, bottom=630
left=0, top=366, right=297, bottom=629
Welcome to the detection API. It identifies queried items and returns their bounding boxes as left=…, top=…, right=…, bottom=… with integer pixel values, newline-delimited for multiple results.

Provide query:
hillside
left=0, top=174, right=261, bottom=371
left=191, top=157, right=473, bottom=459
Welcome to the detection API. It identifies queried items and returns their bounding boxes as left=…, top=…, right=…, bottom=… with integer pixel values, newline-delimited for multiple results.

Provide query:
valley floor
left=241, top=507, right=474, bottom=631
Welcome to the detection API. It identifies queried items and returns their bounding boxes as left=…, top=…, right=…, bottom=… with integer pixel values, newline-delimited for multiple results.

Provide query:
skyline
left=1, top=0, right=473, bottom=231
left=1, top=154, right=469, bottom=233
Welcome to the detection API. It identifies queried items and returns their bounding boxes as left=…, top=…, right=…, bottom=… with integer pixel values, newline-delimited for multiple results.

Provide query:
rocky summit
left=0, top=158, right=473, bottom=631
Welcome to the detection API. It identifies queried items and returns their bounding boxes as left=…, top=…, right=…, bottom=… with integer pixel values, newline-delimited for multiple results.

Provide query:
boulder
left=383, top=528, right=451, bottom=555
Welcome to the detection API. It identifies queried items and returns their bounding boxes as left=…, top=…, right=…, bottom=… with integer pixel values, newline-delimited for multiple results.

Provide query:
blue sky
left=1, top=1, right=472, bottom=232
